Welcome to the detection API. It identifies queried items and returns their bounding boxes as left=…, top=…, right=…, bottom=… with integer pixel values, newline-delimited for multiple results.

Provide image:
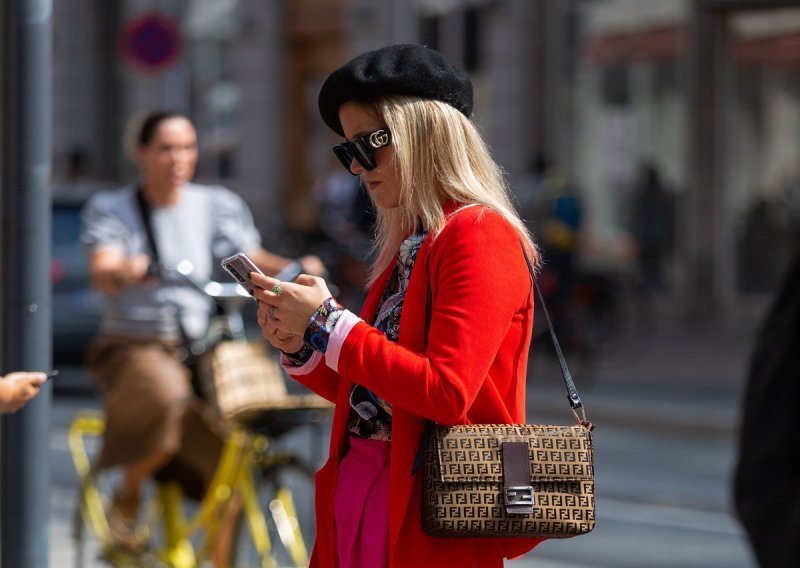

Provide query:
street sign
left=120, top=13, right=182, bottom=73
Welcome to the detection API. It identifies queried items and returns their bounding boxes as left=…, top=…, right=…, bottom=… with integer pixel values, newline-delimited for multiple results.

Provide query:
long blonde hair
left=364, top=96, right=539, bottom=285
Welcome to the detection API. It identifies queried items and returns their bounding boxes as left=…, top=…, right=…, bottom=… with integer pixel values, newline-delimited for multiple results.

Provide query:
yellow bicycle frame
left=68, top=410, right=309, bottom=568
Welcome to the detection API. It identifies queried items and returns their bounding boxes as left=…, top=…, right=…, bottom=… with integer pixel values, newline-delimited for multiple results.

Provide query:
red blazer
left=286, top=203, right=543, bottom=567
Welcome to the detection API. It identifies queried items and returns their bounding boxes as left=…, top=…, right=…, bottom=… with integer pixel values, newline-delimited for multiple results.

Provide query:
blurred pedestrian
left=0, top=371, right=46, bottom=414
left=628, top=161, right=674, bottom=291
left=519, top=154, right=583, bottom=347
left=253, top=44, right=542, bottom=567
left=734, top=249, right=800, bottom=567
left=80, top=110, right=324, bottom=557
left=311, top=165, right=375, bottom=310
left=737, top=194, right=794, bottom=293
left=313, top=165, right=368, bottom=245
left=523, top=155, right=583, bottom=270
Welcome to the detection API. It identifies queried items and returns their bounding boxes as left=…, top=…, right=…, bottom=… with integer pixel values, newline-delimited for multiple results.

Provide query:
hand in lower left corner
left=0, top=372, right=47, bottom=414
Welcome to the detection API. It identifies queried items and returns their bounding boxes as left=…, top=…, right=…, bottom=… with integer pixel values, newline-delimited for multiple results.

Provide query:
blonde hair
left=363, top=96, right=539, bottom=285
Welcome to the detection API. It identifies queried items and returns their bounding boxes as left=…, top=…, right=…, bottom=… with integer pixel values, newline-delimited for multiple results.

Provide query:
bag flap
left=433, top=424, right=593, bottom=483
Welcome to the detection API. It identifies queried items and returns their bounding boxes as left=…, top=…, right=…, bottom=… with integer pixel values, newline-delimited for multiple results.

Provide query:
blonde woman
left=254, top=44, right=543, bottom=567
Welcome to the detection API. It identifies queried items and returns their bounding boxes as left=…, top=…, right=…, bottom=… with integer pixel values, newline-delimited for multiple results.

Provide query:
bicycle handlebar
left=171, top=260, right=251, bottom=301
left=167, top=260, right=339, bottom=302
left=162, top=260, right=339, bottom=347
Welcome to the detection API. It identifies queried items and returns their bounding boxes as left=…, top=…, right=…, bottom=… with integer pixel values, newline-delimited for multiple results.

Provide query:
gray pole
left=685, top=2, right=725, bottom=320
left=0, top=1, right=53, bottom=566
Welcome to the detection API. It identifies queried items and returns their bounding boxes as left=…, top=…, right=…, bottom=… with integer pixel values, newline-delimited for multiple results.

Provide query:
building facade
left=50, top=0, right=800, bottom=316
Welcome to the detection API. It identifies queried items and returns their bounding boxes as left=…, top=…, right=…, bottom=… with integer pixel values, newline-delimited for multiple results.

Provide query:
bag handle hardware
left=502, top=440, right=535, bottom=514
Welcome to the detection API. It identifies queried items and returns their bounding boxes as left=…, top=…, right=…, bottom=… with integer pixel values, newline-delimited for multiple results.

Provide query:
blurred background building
left=49, top=0, right=800, bottom=317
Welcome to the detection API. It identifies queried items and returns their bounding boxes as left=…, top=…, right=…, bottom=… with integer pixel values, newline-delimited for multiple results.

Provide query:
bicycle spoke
left=230, top=456, right=315, bottom=568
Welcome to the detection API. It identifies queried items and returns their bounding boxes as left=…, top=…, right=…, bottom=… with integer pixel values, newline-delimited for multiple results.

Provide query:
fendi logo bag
left=416, top=251, right=596, bottom=539
left=420, top=421, right=594, bottom=538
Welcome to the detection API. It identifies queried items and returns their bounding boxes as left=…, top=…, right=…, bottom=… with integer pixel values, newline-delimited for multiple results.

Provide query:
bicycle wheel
left=72, top=471, right=113, bottom=568
left=230, top=454, right=316, bottom=568
left=573, top=271, right=655, bottom=367
left=72, top=469, right=166, bottom=568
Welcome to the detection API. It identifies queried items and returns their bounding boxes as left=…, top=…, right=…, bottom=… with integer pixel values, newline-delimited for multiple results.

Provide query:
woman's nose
left=349, top=157, right=364, bottom=175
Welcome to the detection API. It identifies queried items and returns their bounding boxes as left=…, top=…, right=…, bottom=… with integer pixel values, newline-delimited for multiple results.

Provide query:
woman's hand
left=251, top=272, right=334, bottom=336
left=256, top=302, right=305, bottom=353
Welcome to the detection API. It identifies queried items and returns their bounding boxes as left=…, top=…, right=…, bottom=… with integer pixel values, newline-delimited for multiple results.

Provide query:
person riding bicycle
left=80, top=110, right=325, bottom=555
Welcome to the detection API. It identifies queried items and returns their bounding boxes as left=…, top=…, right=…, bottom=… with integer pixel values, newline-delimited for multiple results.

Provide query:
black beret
left=318, top=44, right=473, bottom=136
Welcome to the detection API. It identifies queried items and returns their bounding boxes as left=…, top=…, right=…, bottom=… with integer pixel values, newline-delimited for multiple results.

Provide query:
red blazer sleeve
left=282, top=353, right=340, bottom=402
left=334, top=208, right=532, bottom=425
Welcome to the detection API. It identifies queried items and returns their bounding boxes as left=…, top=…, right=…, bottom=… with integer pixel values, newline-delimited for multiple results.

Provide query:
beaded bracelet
left=282, top=342, right=315, bottom=364
left=304, top=297, right=344, bottom=352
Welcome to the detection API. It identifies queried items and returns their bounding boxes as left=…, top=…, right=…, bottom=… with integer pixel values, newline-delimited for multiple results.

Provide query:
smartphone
left=220, top=252, right=264, bottom=298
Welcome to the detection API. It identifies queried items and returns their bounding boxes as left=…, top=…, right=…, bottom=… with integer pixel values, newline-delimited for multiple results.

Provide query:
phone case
left=220, top=252, right=264, bottom=298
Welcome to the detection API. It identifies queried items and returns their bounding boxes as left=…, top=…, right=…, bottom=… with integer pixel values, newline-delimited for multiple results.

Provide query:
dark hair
left=137, top=111, right=191, bottom=147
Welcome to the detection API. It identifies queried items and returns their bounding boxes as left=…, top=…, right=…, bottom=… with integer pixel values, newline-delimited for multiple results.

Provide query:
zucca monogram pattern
left=422, top=424, right=595, bottom=538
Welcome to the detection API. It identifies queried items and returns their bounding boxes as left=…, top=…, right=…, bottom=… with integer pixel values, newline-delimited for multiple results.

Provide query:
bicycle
left=532, top=260, right=654, bottom=374
left=69, top=262, right=332, bottom=567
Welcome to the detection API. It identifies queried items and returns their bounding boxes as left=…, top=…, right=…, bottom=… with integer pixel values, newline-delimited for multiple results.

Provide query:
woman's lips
left=366, top=181, right=380, bottom=191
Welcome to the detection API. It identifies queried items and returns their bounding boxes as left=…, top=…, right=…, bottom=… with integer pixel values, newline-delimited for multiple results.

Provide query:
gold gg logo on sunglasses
left=368, top=129, right=390, bottom=148
left=332, top=128, right=392, bottom=175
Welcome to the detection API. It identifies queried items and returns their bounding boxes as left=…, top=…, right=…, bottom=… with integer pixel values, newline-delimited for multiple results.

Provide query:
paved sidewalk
left=526, top=313, right=758, bottom=436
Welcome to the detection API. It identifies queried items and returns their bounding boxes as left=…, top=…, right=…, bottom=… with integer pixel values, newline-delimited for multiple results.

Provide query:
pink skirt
left=333, top=435, right=391, bottom=568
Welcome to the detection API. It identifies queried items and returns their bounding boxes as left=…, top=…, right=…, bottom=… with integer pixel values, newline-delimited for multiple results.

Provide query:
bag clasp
left=505, top=485, right=534, bottom=514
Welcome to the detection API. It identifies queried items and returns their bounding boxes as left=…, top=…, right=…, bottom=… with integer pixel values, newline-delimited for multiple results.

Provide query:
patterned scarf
left=348, top=231, right=427, bottom=440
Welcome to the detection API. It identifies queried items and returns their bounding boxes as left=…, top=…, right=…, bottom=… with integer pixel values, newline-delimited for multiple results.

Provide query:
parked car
left=52, top=191, right=103, bottom=367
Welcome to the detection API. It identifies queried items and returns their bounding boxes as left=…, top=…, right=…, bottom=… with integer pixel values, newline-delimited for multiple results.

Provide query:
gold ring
left=271, top=284, right=283, bottom=295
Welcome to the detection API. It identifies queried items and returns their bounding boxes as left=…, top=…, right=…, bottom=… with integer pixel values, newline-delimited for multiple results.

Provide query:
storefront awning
left=582, top=23, right=800, bottom=66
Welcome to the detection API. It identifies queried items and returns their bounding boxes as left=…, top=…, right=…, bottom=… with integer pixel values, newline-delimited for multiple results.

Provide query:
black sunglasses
left=332, top=128, right=391, bottom=175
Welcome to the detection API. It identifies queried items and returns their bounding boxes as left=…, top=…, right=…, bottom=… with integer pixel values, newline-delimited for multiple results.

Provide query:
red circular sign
left=120, top=13, right=182, bottom=72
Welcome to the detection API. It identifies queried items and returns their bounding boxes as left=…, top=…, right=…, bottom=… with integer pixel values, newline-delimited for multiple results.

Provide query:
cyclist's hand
left=90, top=251, right=151, bottom=295
left=110, top=254, right=152, bottom=292
left=297, top=255, right=326, bottom=278
left=251, top=272, right=334, bottom=336
left=127, top=253, right=151, bottom=281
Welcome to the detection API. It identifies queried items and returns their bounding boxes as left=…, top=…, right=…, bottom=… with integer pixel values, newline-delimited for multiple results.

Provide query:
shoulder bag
left=416, top=248, right=596, bottom=539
